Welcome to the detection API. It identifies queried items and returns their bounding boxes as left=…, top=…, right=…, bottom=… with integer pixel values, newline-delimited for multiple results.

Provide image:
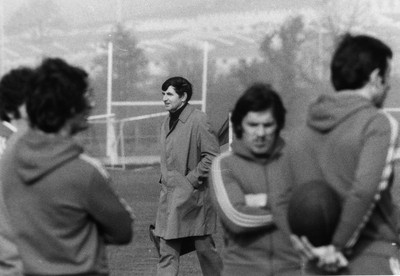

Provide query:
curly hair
left=0, top=67, right=35, bottom=122
left=27, top=58, right=90, bottom=133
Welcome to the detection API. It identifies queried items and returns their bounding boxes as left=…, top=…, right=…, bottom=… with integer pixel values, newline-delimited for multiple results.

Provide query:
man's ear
left=369, top=68, right=383, bottom=86
left=181, top=92, right=188, bottom=102
left=18, top=104, right=27, bottom=120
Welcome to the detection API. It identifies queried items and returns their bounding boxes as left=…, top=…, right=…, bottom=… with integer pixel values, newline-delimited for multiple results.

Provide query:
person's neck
left=170, top=102, right=187, bottom=115
left=9, top=118, right=28, bottom=133
left=32, top=124, right=72, bottom=138
left=338, top=87, right=372, bottom=102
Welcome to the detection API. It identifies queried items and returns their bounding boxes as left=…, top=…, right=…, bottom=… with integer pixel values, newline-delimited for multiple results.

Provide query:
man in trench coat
left=154, top=76, right=223, bottom=276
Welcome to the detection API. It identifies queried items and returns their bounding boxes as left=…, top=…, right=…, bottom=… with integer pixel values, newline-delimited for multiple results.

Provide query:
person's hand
left=290, top=235, right=348, bottom=273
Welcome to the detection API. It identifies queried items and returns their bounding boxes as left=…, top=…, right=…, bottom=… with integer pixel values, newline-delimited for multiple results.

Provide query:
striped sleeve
left=210, top=152, right=274, bottom=234
left=333, top=111, right=398, bottom=249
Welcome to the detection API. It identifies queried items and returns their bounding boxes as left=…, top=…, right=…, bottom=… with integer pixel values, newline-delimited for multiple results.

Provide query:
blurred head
left=331, top=34, right=393, bottom=107
left=27, top=58, right=93, bottom=134
left=161, top=77, right=192, bottom=113
left=231, top=83, right=286, bottom=155
left=0, top=67, right=35, bottom=122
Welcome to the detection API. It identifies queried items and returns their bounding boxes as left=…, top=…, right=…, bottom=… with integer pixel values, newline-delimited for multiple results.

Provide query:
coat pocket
left=169, top=172, right=201, bottom=210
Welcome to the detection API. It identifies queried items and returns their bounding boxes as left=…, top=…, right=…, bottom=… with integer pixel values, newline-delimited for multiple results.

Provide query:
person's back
left=287, top=93, right=399, bottom=246
left=1, top=58, right=134, bottom=276
left=286, top=34, right=400, bottom=275
left=2, top=130, right=120, bottom=274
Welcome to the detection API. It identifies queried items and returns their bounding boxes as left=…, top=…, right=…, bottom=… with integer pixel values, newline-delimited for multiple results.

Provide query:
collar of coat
left=165, top=104, right=195, bottom=135
left=167, top=104, right=195, bottom=124
left=231, top=137, right=285, bottom=164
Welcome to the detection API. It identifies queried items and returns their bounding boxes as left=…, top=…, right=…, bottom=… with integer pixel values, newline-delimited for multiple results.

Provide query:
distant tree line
left=7, top=0, right=397, bottom=132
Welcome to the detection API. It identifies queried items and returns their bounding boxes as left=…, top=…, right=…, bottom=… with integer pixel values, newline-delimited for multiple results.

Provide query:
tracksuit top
left=284, top=92, right=400, bottom=253
left=1, top=129, right=134, bottom=276
left=210, top=139, right=301, bottom=276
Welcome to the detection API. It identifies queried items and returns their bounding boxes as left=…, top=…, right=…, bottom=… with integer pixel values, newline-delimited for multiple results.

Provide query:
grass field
left=106, top=165, right=223, bottom=276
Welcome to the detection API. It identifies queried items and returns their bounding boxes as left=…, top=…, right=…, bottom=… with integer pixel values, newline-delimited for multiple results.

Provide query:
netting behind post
left=77, top=118, right=113, bottom=161
left=81, top=112, right=167, bottom=169
left=75, top=114, right=121, bottom=169
left=117, top=112, right=167, bottom=169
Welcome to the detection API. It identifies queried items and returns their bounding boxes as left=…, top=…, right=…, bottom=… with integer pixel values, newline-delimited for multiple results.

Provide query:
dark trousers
left=157, top=235, right=223, bottom=276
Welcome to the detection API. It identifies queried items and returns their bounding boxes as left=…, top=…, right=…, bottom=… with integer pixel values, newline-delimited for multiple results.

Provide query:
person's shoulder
left=211, top=151, right=231, bottom=172
left=282, top=125, right=308, bottom=149
left=212, top=150, right=237, bottom=170
left=363, top=109, right=396, bottom=134
left=189, top=106, right=205, bottom=116
left=189, top=107, right=209, bottom=124
left=77, top=153, right=109, bottom=180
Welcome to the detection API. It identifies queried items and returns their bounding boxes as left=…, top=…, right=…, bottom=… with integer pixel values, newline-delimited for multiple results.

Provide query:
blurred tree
left=307, top=0, right=372, bottom=82
left=230, top=59, right=273, bottom=92
left=5, top=0, right=68, bottom=40
left=91, top=24, right=148, bottom=118
left=259, top=16, right=307, bottom=105
left=227, top=15, right=336, bottom=128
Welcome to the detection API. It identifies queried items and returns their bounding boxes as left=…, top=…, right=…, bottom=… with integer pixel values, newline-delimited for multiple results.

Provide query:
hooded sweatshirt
left=0, top=122, right=23, bottom=275
left=210, top=138, right=301, bottom=276
left=285, top=92, right=400, bottom=252
left=1, top=129, right=133, bottom=276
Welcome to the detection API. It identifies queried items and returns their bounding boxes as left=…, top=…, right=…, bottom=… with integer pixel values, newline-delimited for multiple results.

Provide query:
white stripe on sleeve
left=211, top=152, right=273, bottom=228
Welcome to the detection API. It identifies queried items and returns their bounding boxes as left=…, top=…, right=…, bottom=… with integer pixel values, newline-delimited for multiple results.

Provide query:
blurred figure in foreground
left=209, top=83, right=301, bottom=276
left=0, top=66, right=35, bottom=276
left=154, top=76, right=222, bottom=276
left=287, top=33, right=400, bottom=274
left=1, top=58, right=134, bottom=276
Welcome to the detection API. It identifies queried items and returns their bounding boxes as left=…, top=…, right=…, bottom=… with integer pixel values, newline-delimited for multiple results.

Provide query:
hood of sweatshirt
left=15, top=129, right=83, bottom=185
left=307, top=93, right=374, bottom=133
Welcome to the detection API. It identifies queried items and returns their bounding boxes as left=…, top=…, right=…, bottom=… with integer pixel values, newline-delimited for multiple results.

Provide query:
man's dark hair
left=231, top=83, right=286, bottom=139
left=27, top=58, right=90, bottom=133
left=331, top=33, right=393, bottom=91
left=161, top=76, right=193, bottom=102
left=0, top=67, right=35, bottom=122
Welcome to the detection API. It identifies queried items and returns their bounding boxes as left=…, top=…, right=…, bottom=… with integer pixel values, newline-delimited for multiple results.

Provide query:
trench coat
left=154, top=104, right=220, bottom=240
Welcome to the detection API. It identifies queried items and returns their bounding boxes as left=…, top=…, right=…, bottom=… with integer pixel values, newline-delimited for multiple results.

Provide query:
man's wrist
left=186, top=173, right=199, bottom=188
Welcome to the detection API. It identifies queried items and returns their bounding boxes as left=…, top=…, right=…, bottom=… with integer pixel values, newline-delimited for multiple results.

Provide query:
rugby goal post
left=88, top=113, right=118, bottom=165
left=102, top=41, right=211, bottom=166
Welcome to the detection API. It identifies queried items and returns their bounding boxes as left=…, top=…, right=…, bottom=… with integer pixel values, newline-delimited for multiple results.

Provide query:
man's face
left=241, top=109, right=278, bottom=156
left=70, top=87, right=94, bottom=135
left=162, top=86, right=185, bottom=113
left=373, top=59, right=392, bottom=108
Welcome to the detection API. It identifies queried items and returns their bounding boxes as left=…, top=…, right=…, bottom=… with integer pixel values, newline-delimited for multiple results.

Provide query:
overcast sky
left=3, top=0, right=323, bottom=27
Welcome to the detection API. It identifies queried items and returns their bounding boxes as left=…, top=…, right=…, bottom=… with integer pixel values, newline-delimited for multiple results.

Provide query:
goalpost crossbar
left=111, top=100, right=203, bottom=106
